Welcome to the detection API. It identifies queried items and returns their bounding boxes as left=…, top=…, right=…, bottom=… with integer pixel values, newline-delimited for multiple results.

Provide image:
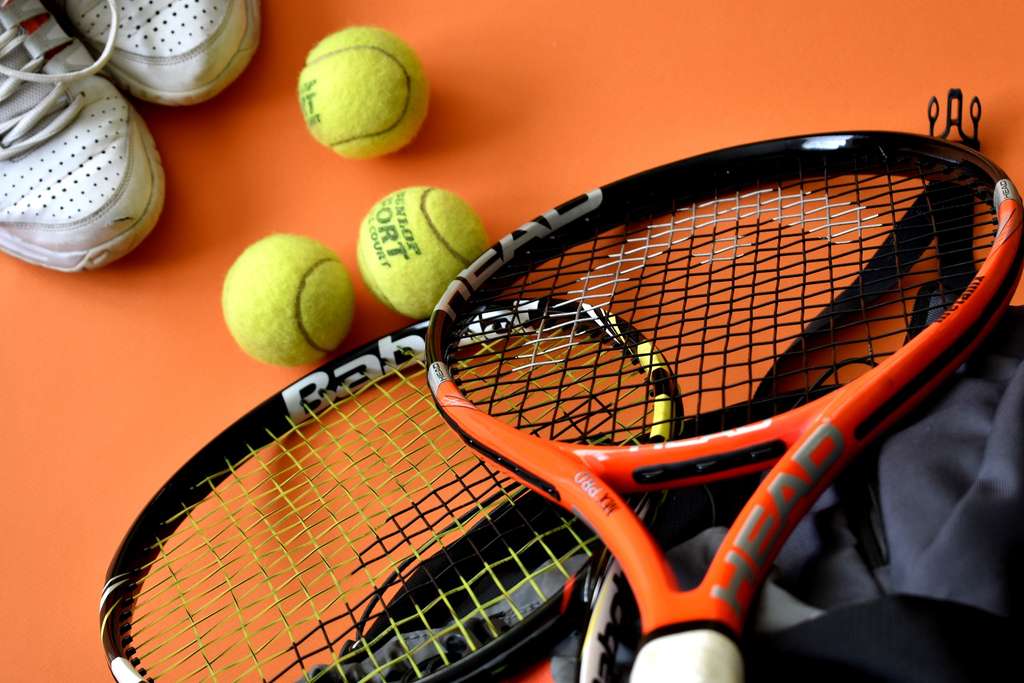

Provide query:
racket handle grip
left=631, top=629, right=743, bottom=683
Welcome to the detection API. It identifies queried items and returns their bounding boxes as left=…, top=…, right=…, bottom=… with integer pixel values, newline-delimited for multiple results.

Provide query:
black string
left=446, top=148, right=997, bottom=447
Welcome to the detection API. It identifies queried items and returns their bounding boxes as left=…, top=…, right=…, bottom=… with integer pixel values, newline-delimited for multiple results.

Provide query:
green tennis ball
left=222, top=234, right=355, bottom=366
left=298, top=26, right=429, bottom=159
left=357, top=187, right=488, bottom=319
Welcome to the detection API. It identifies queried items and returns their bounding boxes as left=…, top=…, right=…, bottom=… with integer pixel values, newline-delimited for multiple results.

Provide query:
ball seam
left=305, top=45, right=413, bottom=147
left=420, top=188, right=473, bottom=266
left=295, top=257, right=338, bottom=353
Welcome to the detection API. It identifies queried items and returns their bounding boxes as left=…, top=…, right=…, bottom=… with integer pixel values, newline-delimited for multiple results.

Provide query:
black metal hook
left=928, top=88, right=981, bottom=150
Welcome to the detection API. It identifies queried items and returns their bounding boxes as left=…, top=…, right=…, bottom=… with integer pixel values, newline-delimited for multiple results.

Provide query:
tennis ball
left=298, top=26, right=429, bottom=159
left=357, top=187, right=488, bottom=319
left=222, top=234, right=355, bottom=366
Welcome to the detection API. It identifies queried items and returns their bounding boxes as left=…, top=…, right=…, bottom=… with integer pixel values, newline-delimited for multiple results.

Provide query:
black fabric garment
left=775, top=307, right=1024, bottom=618
left=875, top=309, right=1024, bottom=617
left=746, top=596, right=1017, bottom=683
left=747, top=307, right=1024, bottom=681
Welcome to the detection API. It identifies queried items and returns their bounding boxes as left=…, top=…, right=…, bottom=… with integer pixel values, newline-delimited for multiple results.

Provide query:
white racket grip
left=630, top=629, right=743, bottom=683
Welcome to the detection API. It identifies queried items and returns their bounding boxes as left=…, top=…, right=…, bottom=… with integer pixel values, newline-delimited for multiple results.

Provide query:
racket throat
left=706, top=421, right=845, bottom=628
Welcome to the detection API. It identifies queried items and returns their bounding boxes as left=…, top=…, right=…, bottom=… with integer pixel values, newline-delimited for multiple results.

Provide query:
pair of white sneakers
left=0, top=0, right=260, bottom=271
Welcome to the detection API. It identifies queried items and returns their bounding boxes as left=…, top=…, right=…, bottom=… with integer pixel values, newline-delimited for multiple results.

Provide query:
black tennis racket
left=100, top=321, right=604, bottom=682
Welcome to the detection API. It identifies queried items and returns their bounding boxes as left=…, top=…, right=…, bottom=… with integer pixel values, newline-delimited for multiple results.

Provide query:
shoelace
left=0, top=0, right=119, bottom=161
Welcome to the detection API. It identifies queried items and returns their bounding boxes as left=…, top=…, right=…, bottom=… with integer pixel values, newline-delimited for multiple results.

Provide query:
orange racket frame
left=427, top=134, right=1023, bottom=680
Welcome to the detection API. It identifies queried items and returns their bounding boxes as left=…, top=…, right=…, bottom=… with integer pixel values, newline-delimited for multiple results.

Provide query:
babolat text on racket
left=426, top=132, right=1022, bottom=681
left=100, top=321, right=603, bottom=683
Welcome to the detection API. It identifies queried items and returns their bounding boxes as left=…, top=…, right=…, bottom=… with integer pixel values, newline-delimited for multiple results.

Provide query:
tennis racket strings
left=101, top=354, right=595, bottom=682
left=445, top=152, right=996, bottom=449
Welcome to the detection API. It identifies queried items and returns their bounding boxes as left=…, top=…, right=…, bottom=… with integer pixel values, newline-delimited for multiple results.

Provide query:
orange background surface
left=3, top=1, right=1024, bottom=680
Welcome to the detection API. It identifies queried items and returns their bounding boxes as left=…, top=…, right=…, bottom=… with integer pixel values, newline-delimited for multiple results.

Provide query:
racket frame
left=100, top=321, right=596, bottom=683
left=426, top=133, right=1023, bottom=647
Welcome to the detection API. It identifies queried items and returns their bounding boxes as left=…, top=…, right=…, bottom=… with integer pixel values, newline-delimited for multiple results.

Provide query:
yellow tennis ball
left=222, top=234, right=355, bottom=366
left=357, top=187, right=488, bottom=319
left=298, top=26, right=429, bottom=159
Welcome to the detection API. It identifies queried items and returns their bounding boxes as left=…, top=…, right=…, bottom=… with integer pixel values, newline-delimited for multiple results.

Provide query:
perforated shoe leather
left=55, top=0, right=260, bottom=105
left=0, top=0, right=164, bottom=271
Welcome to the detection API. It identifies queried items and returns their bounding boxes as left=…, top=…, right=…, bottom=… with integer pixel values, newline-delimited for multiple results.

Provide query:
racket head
left=426, top=132, right=1023, bottom=643
left=99, top=321, right=599, bottom=683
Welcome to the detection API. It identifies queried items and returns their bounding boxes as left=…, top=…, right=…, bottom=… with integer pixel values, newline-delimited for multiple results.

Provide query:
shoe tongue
left=1, top=2, right=83, bottom=134
left=0, top=0, right=48, bottom=26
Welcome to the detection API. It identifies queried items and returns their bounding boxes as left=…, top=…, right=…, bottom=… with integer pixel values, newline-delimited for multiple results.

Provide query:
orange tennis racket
left=426, top=132, right=1022, bottom=681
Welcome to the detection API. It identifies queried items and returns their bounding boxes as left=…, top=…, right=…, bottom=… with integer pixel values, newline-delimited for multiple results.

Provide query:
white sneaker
left=54, top=0, right=260, bottom=105
left=0, top=0, right=164, bottom=271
